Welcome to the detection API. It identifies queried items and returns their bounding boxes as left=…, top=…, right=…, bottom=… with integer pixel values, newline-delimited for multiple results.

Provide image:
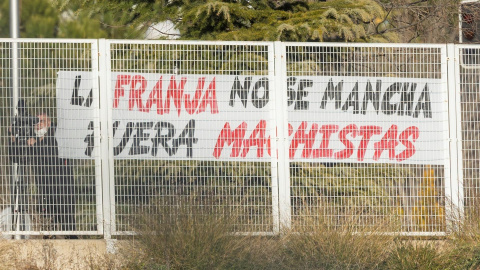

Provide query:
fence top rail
left=104, top=39, right=274, bottom=46
left=283, top=41, right=449, bottom=49
left=104, top=40, right=450, bottom=49
left=455, top=43, right=480, bottom=49
left=0, top=38, right=98, bottom=43
left=0, top=39, right=479, bottom=49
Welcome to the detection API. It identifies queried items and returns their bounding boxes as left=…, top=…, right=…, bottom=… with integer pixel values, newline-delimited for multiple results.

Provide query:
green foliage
left=0, top=0, right=139, bottom=39
left=0, top=0, right=462, bottom=42
left=63, top=0, right=397, bottom=42
left=0, top=0, right=58, bottom=38
left=183, top=1, right=255, bottom=35
left=21, top=0, right=59, bottom=38
left=57, top=11, right=108, bottom=39
left=65, top=0, right=164, bottom=39
left=108, top=42, right=270, bottom=77
left=195, top=0, right=393, bottom=42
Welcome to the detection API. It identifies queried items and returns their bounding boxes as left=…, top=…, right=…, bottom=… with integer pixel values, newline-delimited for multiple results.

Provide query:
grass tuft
left=7, top=206, right=480, bottom=269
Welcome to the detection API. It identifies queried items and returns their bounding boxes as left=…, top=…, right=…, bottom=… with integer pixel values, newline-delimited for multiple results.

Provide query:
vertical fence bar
left=452, top=44, right=465, bottom=224
left=91, top=41, right=103, bottom=235
left=98, top=39, right=113, bottom=240
left=445, top=44, right=456, bottom=230
left=9, top=0, right=20, bottom=240
left=10, top=40, right=18, bottom=114
left=10, top=39, right=20, bottom=240
left=269, top=43, right=280, bottom=234
left=274, top=41, right=291, bottom=231
left=454, top=45, right=465, bottom=223
left=446, top=44, right=463, bottom=230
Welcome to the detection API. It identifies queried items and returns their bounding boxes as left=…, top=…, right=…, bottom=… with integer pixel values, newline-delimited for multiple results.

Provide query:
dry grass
left=0, top=238, right=117, bottom=270
left=115, top=206, right=480, bottom=270
left=116, top=207, right=402, bottom=270
left=119, top=206, right=281, bottom=270
left=4, top=208, right=480, bottom=269
left=279, top=218, right=398, bottom=269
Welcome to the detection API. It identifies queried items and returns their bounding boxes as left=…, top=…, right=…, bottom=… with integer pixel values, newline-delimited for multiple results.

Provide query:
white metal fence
left=283, top=43, right=449, bottom=235
left=0, top=39, right=477, bottom=238
left=0, top=40, right=101, bottom=238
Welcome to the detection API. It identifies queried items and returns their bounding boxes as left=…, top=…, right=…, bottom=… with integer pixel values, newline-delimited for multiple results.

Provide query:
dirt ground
left=0, top=239, right=114, bottom=269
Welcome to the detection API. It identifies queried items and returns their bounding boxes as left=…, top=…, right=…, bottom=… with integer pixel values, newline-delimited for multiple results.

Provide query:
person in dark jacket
left=9, top=113, right=77, bottom=239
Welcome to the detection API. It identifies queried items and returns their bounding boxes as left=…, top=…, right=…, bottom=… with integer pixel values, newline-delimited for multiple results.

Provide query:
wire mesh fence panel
left=0, top=39, right=472, bottom=238
left=459, top=46, right=480, bottom=221
left=104, top=41, right=276, bottom=235
left=284, top=44, right=449, bottom=234
left=0, top=40, right=101, bottom=237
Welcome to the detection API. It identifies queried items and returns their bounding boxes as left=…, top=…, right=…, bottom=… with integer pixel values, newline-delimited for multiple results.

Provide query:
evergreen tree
left=0, top=0, right=59, bottom=38
left=0, top=0, right=129, bottom=38
left=0, top=0, right=462, bottom=42
left=71, top=0, right=398, bottom=42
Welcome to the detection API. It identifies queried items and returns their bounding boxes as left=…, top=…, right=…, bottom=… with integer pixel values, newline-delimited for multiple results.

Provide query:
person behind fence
left=9, top=112, right=77, bottom=239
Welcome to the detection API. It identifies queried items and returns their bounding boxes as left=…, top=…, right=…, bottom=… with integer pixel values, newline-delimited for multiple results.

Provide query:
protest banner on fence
left=55, top=71, right=447, bottom=165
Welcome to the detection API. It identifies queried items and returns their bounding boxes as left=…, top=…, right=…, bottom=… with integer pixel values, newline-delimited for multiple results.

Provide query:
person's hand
left=27, top=138, right=36, bottom=146
left=8, top=127, right=16, bottom=143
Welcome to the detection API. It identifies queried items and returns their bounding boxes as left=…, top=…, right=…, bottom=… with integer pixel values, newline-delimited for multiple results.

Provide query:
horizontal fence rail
left=0, top=39, right=477, bottom=238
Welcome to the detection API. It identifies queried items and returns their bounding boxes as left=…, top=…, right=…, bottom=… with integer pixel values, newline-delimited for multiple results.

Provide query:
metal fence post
left=274, top=41, right=291, bottom=232
left=268, top=43, right=280, bottom=234
left=446, top=44, right=464, bottom=230
left=98, top=39, right=115, bottom=248
left=453, top=45, right=465, bottom=224
left=91, top=40, right=104, bottom=236
left=10, top=39, right=20, bottom=240
left=10, top=0, right=21, bottom=241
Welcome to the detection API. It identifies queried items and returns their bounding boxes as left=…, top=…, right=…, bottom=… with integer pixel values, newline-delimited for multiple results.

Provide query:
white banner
left=285, top=76, right=447, bottom=165
left=56, top=71, right=447, bottom=165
